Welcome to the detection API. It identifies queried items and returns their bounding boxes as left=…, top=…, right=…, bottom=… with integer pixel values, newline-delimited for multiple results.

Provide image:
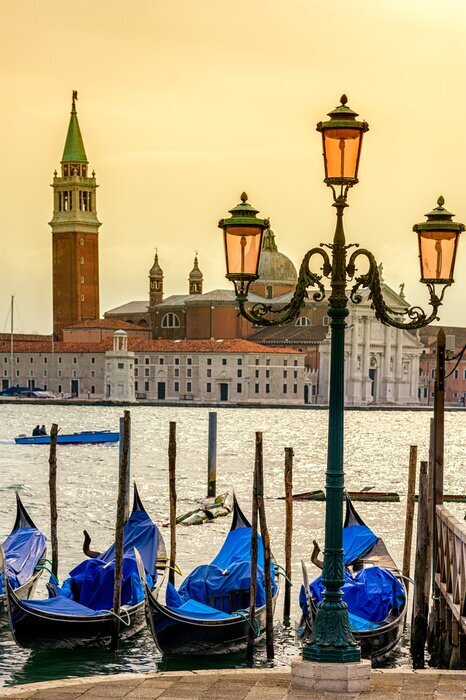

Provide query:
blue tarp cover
left=50, top=508, right=159, bottom=612
left=20, top=507, right=158, bottom=616
left=167, top=527, right=276, bottom=619
left=60, top=556, right=144, bottom=610
left=100, top=510, right=159, bottom=575
left=0, top=527, right=46, bottom=594
left=342, top=525, right=378, bottom=566
left=309, top=567, right=405, bottom=625
left=22, top=595, right=103, bottom=617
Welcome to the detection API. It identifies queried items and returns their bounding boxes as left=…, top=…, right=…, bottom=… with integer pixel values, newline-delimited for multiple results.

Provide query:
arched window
left=295, top=316, right=312, bottom=326
left=162, top=313, right=180, bottom=328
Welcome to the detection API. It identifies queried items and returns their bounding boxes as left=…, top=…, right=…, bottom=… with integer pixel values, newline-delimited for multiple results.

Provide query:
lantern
left=413, top=197, right=464, bottom=284
left=218, top=193, right=269, bottom=289
left=317, top=95, right=369, bottom=186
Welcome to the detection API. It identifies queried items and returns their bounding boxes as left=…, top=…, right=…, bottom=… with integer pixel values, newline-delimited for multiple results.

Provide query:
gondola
left=0, top=493, right=47, bottom=612
left=139, top=496, right=280, bottom=655
left=298, top=496, right=407, bottom=660
left=2, top=486, right=167, bottom=649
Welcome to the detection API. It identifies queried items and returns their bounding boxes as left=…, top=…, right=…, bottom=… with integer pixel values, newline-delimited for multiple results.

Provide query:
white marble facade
left=317, top=283, right=422, bottom=405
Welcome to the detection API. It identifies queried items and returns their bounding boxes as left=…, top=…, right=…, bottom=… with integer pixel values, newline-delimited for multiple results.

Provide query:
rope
left=34, top=564, right=59, bottom=586
left=234, top=609, right=261, bottom=637
left=99, top=607, right=131, bottom=627
left=168, top=563, right=183, bottom=576
left=274, top=564, right=293, bottom=585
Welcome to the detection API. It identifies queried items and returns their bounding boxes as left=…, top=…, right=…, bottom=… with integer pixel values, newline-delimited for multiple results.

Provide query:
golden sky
left=1, top=0, right=466, bottom=333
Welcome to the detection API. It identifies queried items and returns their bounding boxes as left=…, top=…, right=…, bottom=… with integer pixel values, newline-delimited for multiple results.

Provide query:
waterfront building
left=418, top=326, right=466, bottom=406
left=104, top=233, right=426, bottom=405
left=0, top=334, right=304, bottom=404
left=50, top=93, right=101, bottom=337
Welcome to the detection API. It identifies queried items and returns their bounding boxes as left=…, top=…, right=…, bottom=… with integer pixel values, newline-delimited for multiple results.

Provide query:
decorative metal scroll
left=236, top=247, right=331, bottom=327
left=347, top=248, right=449, bottom=330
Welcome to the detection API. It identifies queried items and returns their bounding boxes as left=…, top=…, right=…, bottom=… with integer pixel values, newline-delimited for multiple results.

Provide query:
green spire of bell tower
left=62, top=90, right=88, bottom=164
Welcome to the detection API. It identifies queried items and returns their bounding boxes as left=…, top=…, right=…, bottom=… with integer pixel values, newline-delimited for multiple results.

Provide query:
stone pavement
left=0, top=668, right=465, bottom=699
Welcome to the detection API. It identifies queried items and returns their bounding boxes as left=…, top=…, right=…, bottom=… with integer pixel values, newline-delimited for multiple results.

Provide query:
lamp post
left=219, top=95, right=464, bottom=664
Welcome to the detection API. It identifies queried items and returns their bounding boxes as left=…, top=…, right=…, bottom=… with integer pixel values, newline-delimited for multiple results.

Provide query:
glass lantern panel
left=225, top=226, right=263, bottom=276
left=418, top=230, right=458, bottom=281
left=324, top=128, right=362, bottom=180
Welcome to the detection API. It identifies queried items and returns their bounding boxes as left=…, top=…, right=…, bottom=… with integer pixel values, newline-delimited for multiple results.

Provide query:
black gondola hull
left=302, top=602, right=406, bottom=661
left=0, top=566, right=44, bottom=614
left=5, top=585, right=147, bottom=649
left=146, top=587, right=278, bottom=655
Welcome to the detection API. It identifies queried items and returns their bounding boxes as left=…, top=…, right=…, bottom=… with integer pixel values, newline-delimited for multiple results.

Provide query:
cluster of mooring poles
left=46, top=409, right=295, bottom=658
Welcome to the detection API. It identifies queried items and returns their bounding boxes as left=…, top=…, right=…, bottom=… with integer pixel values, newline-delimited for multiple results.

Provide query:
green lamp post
left=219, top=95, right=463, bottom=663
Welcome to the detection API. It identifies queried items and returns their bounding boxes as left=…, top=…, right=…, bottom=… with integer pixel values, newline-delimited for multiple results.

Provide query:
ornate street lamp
left=219, top=95, right=463, bottom=664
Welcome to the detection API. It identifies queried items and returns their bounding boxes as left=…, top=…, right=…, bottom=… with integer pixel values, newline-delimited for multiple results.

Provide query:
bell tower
left=50, top=92, right=101, bottom=337
left=188, top=254, right=203, bottom=294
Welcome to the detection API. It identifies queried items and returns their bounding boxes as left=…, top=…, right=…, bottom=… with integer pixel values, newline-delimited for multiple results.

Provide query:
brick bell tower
left=50, top=91, right=101, bottom=337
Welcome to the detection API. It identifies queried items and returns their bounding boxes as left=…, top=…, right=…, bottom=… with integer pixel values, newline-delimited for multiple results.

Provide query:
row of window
left=3, top=355, right=301, bottom=369
left=133, top=381, right=299, bottom=395
left=431, top=368, right=466, bottom=380
left=3, top=356, right=97, bottom=364
left=161, top=314, right=329, bottom=329
left=57, top=190, right=92, bottom=212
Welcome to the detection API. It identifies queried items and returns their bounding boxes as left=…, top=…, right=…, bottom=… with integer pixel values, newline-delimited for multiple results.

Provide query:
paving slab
left=0, top=669, right=465, bottom=699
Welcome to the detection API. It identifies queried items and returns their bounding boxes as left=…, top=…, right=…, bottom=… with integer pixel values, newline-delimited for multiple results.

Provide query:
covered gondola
left=2, top=486, right=166, bottom=649
left=298, top=496, right=407, bottom=660
left=140, top=496, right=280, bottom=655
left=0, top=493, right=47, bottom=612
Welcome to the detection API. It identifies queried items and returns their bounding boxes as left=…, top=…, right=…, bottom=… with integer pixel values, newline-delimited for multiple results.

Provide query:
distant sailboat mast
left=10, top=295, right=14, bottom=385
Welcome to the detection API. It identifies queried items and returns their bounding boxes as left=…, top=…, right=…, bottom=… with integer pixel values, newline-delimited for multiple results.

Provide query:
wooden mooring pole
left=257, top=435, right=274, bottom=660
left=247, top=432, right=260, bottom=663
left=168, top=421, right=177, bottom=587
left=411, top=459, right=430, bottom=668
left=402, top=445, right=417, bottom=596
left=111, top=410, right=131, bottom=650
left=119, top=411, right=131, bottom=521
left=207, top=411, right=217, bottom=498
left=48, top=423, right=59, bottom=580
left=283, top=447, right=293, bottom=623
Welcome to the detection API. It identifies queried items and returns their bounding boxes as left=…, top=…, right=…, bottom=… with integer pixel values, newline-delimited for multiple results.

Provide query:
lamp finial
left=241, top=192, right=248, bottom=203
left=340, top=94, right=348, bottom=105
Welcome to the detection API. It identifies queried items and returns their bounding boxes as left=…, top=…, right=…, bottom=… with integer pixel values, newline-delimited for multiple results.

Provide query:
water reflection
left=0, top=405, right=464, bottom=685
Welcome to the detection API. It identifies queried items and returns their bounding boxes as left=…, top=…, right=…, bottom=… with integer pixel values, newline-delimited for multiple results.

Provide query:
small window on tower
left=83, top=166, right=87, bottom=177
left=80, top=238, right=84, bottom=246
left=80, top=294, right=84, bottom=302
left=64, top=165, right=68, bottom=176
left=80, top=257, right=84, bottom=264
left=81, top=277, right=84, bottom=284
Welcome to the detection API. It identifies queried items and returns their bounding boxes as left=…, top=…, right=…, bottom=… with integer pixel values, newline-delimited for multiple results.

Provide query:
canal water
left=0, top=405, right=464, bottom=686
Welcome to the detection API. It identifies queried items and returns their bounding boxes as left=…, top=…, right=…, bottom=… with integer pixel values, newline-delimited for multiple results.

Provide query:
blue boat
left=14, top=430, right=119, bottom=445
left=0, top=494, right=47, bottom=611
left=2, top=486, right=167, bottom=649
left=298, top=496, right=407, bottom=660
left=141, top=495, right=280, bottom=655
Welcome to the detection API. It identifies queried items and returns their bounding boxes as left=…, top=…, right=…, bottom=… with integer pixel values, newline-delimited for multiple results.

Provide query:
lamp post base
left=291, top=657, right=371, bottom=695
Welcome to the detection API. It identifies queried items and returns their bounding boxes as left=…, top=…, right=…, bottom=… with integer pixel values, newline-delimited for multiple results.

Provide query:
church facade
left=105, top=229, right=424, bottom=405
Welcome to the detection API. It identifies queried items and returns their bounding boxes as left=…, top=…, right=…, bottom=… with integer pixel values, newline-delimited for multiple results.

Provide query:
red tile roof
left=64, top=319, right=148, bottom=331
left=0, top=338, right=298, bottom=355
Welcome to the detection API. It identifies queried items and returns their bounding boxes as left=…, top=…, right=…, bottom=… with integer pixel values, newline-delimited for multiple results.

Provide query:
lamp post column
left=303, top=198, right=360, bottom=663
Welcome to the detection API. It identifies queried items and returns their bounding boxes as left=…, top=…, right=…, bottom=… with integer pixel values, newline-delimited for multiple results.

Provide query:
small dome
left=150, top=251, right=163, bottom=277
left=257, top=229, right=297, bottom=286
left=189, top=255, right=203, bottom=280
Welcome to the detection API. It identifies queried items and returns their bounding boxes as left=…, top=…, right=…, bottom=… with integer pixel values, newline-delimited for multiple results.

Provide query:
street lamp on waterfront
left=218, top=95, right=464, bottom=666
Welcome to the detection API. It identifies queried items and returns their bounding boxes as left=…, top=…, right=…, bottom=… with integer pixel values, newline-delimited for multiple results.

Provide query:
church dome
left=257, top=229, right=297, bottom=286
